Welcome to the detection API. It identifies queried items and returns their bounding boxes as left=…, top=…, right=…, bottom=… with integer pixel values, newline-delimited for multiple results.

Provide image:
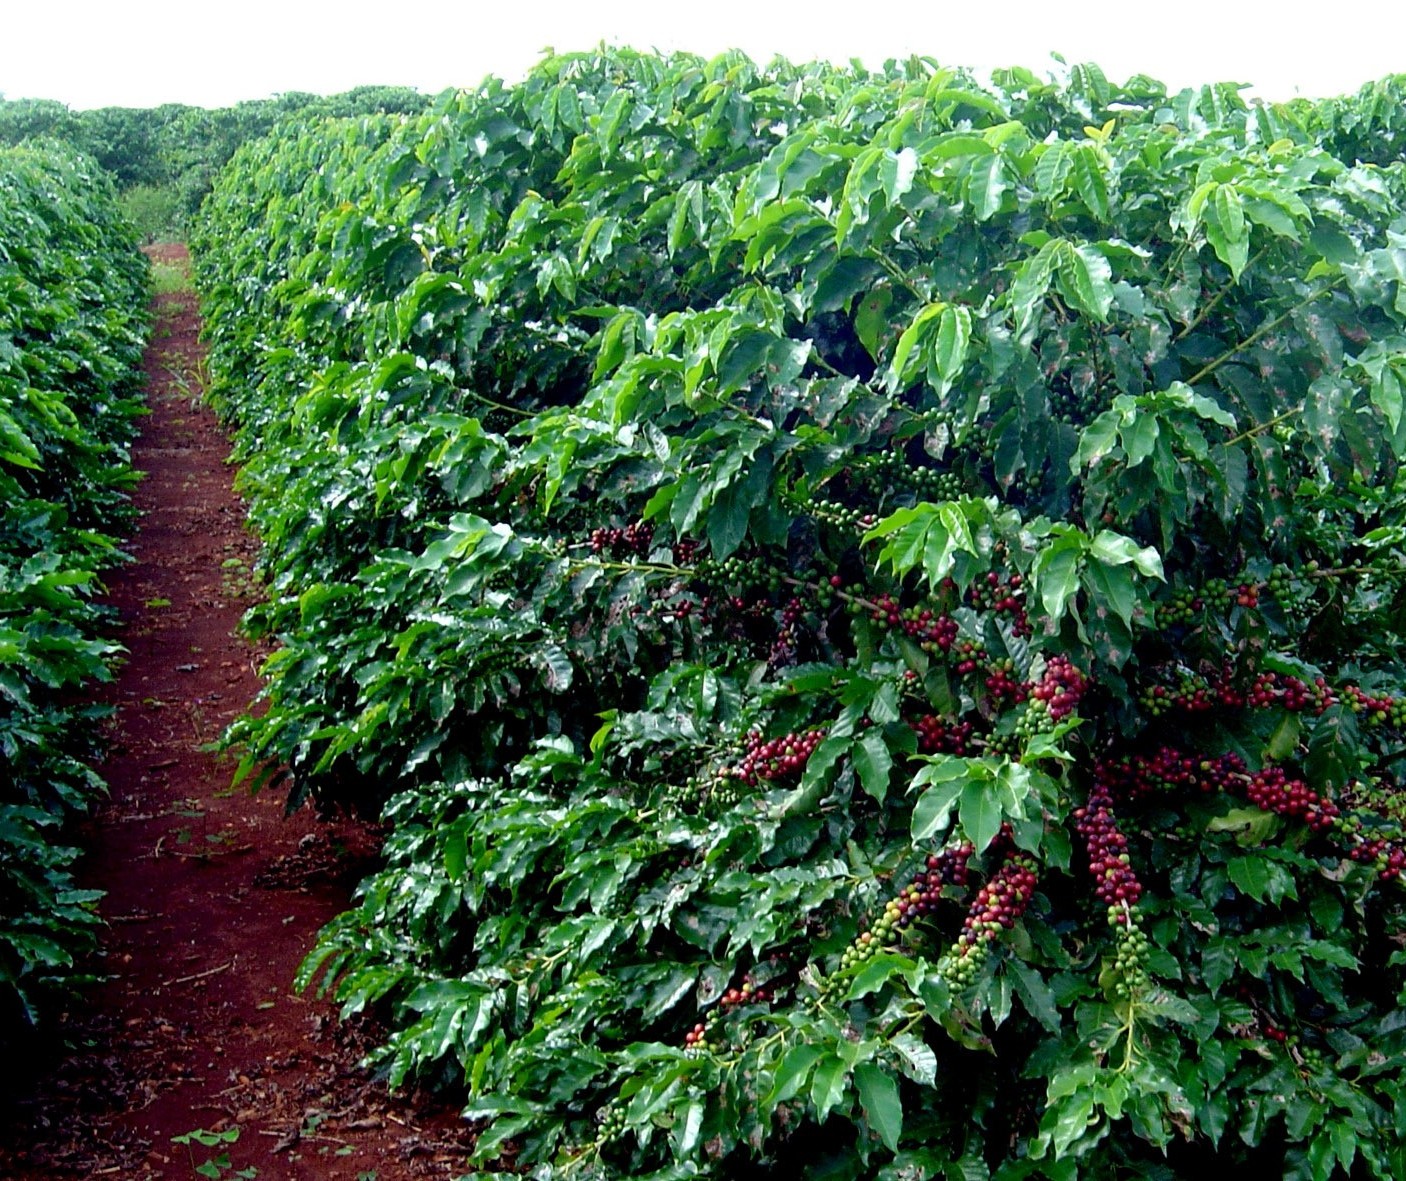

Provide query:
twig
left=164, top=844, right=254, bottom=859
left=1185, top=278, right=1343, bottom=386
left=1172, top=246, right=1268, bottom=343
left=165, top=960, right=233, bottom=987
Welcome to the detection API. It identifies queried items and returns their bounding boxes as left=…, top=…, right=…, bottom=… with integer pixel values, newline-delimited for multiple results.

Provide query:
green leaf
left=535, top=645, right=573, bottom=692
left=1083, top=559, right=1139, bottom=631
left=959, top=777, right=1004, bottom=853
left=1226, top=855, right=1271, bottom=902
left=1035, top=533, right=1087, bottom=621
left=1371, top=361, right=1404, bottom=434
left=855, top=287, right=893, bottom=361
left=931, top=305, right=973, bottom=397
left=889, top=1033, right=937, bottom=1086
left=912, top=777, right=964, bottom=841
left=880, top=147, right=919, bottom=204
left=1089, top=531, right=1163, bottom=579
left=845, top=952, right=913, bottom=1001
left=776, top=733, right=850, bottom=818
left=1200, top=183, right=1250, bottom=280
left=765, top=1043, right=823, bottom=1110
left=1309, top=223, right=1357, bottom=265
left=1207, top=807, right=1280, bottom=847
left=1266, top=712, right=1302, bottom=762
left=966, top=155, right=1009, bottom=221
left=1069, top=145, right=1111, bottom=221
left=890, top=303, right=946, bottom=386
left=1041, top=1090, right=1098, bottom=1159
left=854, top=1062, right=903, bottom=1152
left=853, top=730, right=895, bottom=803
left=810, top=1052, right=849, bottom=1122
left=1120, top=411, right=1159, bottom=467
left=1008, top=960, right=1061, bottom=1031
left=1074, top=411, right=1120, bottom=469
left=676, top=1097, right=704, bottom=1155
left=1010, top=240, right=1058, bottom=339
left=1058, top=241, right=1115, bottom=320
left=911, top=756, right=973, bottom=840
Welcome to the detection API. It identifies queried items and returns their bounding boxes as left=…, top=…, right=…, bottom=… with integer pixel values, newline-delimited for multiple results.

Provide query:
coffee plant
left=0, top=142, right=147, bottom=1048
left=195, top=50, right=1406, bottom=1178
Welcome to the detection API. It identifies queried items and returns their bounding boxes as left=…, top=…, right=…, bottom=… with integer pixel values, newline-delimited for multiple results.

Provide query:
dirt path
left=0, top=246, right=470, bottom=1180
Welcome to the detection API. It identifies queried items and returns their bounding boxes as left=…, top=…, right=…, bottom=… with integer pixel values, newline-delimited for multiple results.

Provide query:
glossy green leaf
left=854, top=1062, right=903, bottom=1152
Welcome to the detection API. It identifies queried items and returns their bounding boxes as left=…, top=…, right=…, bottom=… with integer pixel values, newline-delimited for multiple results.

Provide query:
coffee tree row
left=195, top=51, right=1406, bottom=1178
left=0, top=142, right=147, bottom=1050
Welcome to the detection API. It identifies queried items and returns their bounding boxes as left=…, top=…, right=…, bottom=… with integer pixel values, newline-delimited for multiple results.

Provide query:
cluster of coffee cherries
left=966, top=571, right=1032, bottom=638
left=1048, top=369, right=1106, bottom=425
left=1246, top=672, right=1337, bottom=715
left=1343, top=684, right=1406, bottom=727
left=1240, top=765, right=1406, bottom=884
left=1154, top=585, right=1205, bottom=627
left=1094, top=746, right=1243, bottom=802
left=1203, top=575, right=1259, bottom=611
left=1138, top=665, right=1236, bottom=716
left=698, top=552, right=784, bottom=594
left=982, top=657, right=1028, bottom=706
left=1073, top=781, right=1143, bottom=912
left=1244, top=766, right=1342, bottom=833
left=682, top=977, right=775, bottom=1056
left=1105, top=909, right=1151, bottom=999
left=1099, top=744, right=1406, bottom=887
left=589, top=519, right=654, bottom=558
left=1263, top=563, right=1314, bottom=618
left=939, top=837, right=1039, bottom=989
left=1347, top=835, right=1406, bottom=881
left=661, top=772, right=728, bottom=814
left=854, top=449, right=964, bottom=500
left=951, top=638, right=984, bottom=676
left=595, top=1102, right=628, bottom=1144
left=851, top=592, right=961, bottom=655
left=1154, top=574, right=1264, bottom=627
left=1028, top=655, right=1088, bottom=723
left=1340, top=777, right=1406, bottom=826
left=1151, top=668, right=1400, bottom=727
left=693, top=590, right=771, bottom=645
left=1077, top=757, right=1198, bottom=998
left=667, top=729, right=829, bottom=812
left=911, top=714, right=975, bottom=755
left=808, top=498, right=878, bottom=535
left=768, top=596, right=810, bottom=670
left=720, top=727, right=827, bottom=786
left=832, top=843, right=976, bottom=983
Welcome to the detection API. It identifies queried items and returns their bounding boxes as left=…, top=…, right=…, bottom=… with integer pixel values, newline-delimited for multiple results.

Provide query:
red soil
left=0, top=245, right=470, bottom=1179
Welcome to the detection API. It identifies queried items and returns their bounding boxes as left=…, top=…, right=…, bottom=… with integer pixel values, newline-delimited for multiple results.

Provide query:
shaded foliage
left=0, top=86, right=430, bottom=234
left=196, top=50, right=1406, bottom=1179
left=0, top=142, right=147, bottom=1048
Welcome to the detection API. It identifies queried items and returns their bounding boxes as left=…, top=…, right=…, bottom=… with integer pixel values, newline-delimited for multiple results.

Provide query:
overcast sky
left=6, top=1, right=1406, bottom=110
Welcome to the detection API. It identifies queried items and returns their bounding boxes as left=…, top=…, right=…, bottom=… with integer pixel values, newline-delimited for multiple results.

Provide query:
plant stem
left=456, top=385, right=533, bottom=418
left=1224, top=406, right=1300, bottom=447
left=1173, top=246, right=1268, bottom=343
left=1186, top=278, right=1343, bottom=387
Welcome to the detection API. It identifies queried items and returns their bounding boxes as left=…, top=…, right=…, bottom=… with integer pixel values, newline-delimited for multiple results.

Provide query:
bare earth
left=0, top=245, right=471, bottom=1180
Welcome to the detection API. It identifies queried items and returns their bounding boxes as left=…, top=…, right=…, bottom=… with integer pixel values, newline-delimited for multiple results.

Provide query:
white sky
left=4, top=0, right=1406, bottom=110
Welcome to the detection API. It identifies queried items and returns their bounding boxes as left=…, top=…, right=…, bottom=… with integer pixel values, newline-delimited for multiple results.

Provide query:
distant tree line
left=0, top=86, right=430, bottom=239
